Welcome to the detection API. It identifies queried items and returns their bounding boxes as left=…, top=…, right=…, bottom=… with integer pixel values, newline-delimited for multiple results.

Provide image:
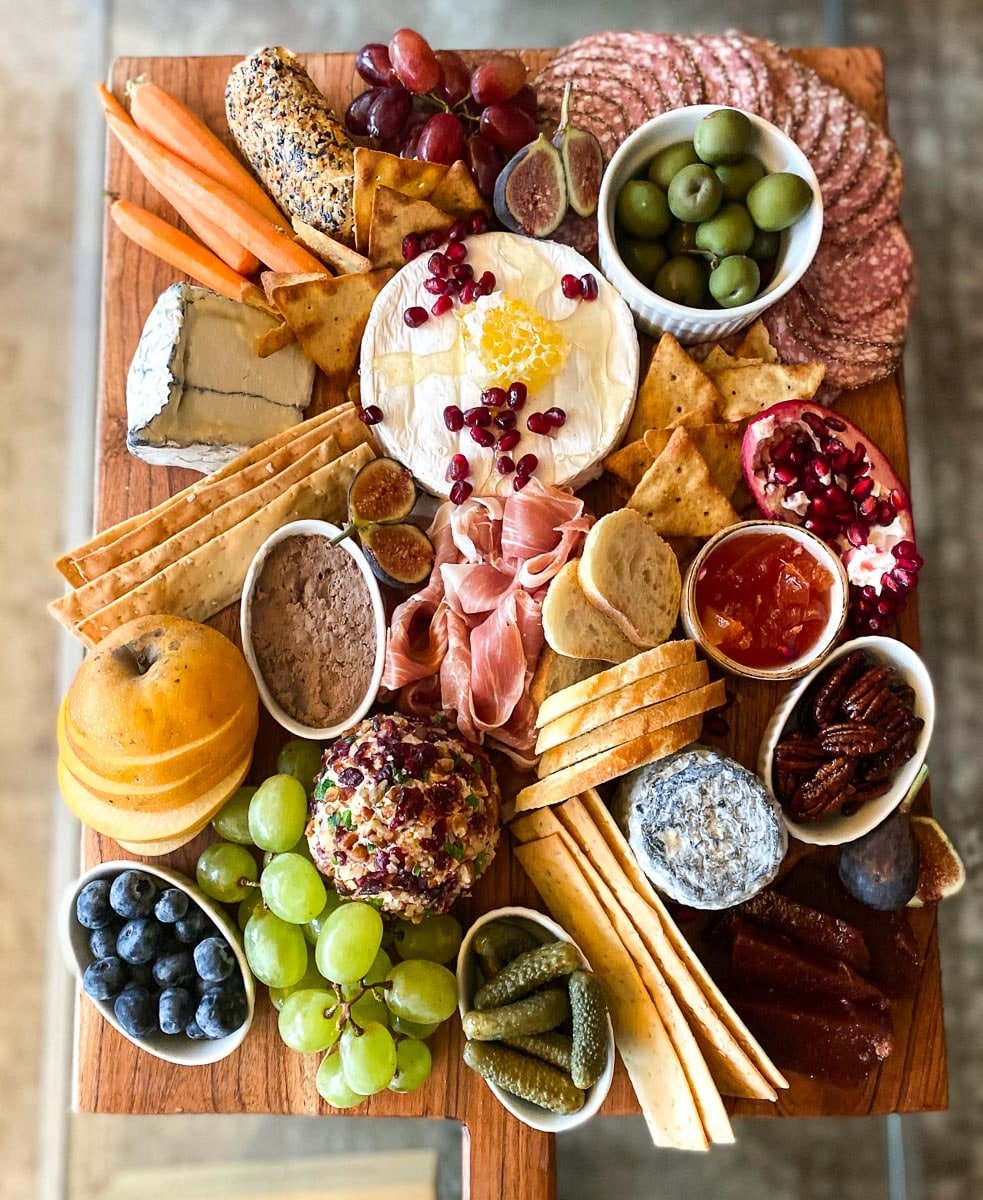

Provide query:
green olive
left=665, top=221, right=699, bottom=256
left=708, top=255, right=761, bottom=307
left=653, top=255, right=706, bottom=308
left=748, top=227, right=780, bottom=262
left=714, top=155, right=766, bottom=202
left=667, top=164, right=723, bottom=223
left=695, top=201, right=755, bottom=258
left=619, top=237, right=668, bottom=285
left=694, top=108, right=753, bottom=166
left=647, top=141, right=700, bottom=191
left=616, top=180, right=671, bottom=239
left=746, top=172, right=813, bottom=232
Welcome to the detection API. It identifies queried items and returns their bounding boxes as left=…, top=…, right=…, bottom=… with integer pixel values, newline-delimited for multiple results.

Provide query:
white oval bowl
left=758, top=636, right=935, bottom=845
left=456, top=905, right=614, bottom=1133
left=240, top=519, right=386, bottom=741
left=680, top=520, right=849, bottom=682
left=61, top=859, right=255, bottom=1065
left=598, top=105, right=824, bottom=343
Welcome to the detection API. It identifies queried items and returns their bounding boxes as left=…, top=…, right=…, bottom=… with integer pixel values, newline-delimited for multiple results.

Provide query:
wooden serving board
left=76, top=44, right=946, bottom=1200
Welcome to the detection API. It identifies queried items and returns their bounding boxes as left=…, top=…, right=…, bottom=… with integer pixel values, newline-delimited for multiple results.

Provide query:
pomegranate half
left=742, top=401, right=922, bottom=635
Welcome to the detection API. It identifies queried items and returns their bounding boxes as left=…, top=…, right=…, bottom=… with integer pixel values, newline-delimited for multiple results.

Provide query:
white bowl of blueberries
left=62, top=860, right=255, bottom=1064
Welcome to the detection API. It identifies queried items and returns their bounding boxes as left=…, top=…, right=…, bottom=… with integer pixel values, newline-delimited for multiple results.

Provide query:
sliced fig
left=908, top=816, right=966, bottom=906
left=742, top=400, right=922, bottom=635
left=551, top=84, right=603, bottom=218
left=360, top=522, right=435, bottom=588
left=494, top=133, right=567, bottom=239
left=837, top=812, right=920, bottom=911
left=348, top=457, right=417, bottom=526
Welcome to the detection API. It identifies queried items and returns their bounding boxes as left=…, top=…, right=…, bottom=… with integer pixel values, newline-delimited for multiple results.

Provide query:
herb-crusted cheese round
left=614, top=745, right=786, bottom=909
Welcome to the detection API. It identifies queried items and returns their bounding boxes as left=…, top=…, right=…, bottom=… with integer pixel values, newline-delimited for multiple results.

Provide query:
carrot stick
left=98, top=85, right=326, bottom=275
left=126, top=77, right=287, bottom=228
left=109, top=199, right=273, bottom=312
left=98, top=85, right=258, bottom=275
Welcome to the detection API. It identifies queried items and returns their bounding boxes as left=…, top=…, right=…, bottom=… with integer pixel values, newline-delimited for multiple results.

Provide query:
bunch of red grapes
left=345, top=29, right=539, bottom=196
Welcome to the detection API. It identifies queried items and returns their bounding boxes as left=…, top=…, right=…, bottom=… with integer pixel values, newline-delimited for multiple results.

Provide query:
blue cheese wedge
left=614, top=745, right=786, bottom=909
left=126, top=283, right=315, bottom=473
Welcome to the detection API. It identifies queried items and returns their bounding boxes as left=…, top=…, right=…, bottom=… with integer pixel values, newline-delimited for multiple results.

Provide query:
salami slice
left=803, top=221, right=913, bottom=320
left=587, top=33, right=686, bottom=111
left=656, top=34, right=707, bottom=105
left=825, top=151, right=904, bottom=245
left=681, top=36, right=742, bottom=106
left=819, top=107, right=872, bottom=205
left=557, top=45, right=666, bottom=125
left=823, top=126, right=893, bottom=225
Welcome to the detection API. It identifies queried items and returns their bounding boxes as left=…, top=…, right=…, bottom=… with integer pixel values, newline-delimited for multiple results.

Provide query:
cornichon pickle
left=472, top=921, right=538, bottom=966
left=463, top=988, right=571, bottom=1041
left=477, top=952, right=504, bottom=981
left=569, top=969, right=609, bottom=1090
left=463, top=1041, right=585, bottom=1115
left=474, top=939, right=581, bottom=1009
left=503, top=1031, right=574, bottom=1073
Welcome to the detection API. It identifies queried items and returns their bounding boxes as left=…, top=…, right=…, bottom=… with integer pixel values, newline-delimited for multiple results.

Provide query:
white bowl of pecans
left=759, top=636, right=935, bottom=845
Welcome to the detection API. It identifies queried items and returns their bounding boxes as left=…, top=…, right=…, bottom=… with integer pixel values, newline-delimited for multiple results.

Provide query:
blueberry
left=82, top=956, right=128, bottom=1001
left=89, top=923, right=121, bottom=960
left=185, top=1019, right=209, bottom=1040
left=76, top=880, right=112, bottom=929
left=196, top=986, right=248, bottom=1039
left=116, top=918, right=161, bottom=965
left=153, top=950, right=196, bottom=989
left=126, top=961, right=156, bottom=990
left=159, top=987, right=195, bottom=1035
left=109, top=870, right=157, bottom=919
left=193, top=937, right=235, bottom=983
left=154, top=888, right=189, bottom=924
left=114, top=985, right=158, bottom=1037
left=174, top=906, right=208, bottom=945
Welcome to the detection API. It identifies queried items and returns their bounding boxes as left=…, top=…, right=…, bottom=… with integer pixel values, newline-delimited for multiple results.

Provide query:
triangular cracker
left=353, top=147, right=448, bottom=249
left=735, top=318, right=779, bottom=363
left=629, top=428, right=739, bottom=538
left=625, top=334, right=721, bottom=441
left=368, top=187, right=452, bottom=269
left=604, top=438, right=659, bottom=489
left=290, top=216, right=373, bottom=274
left=428, top=159, right=490, bottom=216
left=713, top=362, right=826, bottom=422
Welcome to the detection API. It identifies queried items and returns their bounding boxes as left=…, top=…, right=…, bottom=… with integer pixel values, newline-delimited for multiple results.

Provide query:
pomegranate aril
left=580, top=273, right=599, bottom=301
left=476, top=270, right=496, bottom=295
left=823, top=415, right=847, bottom=432
left=513, top=473, right=530, bottom=491
left=497, top=455, right=515, bottom=475
left=460, top=281, right=478, bottom=304
left=359, top=405, right=383, bottom=426
left=881, top=572, right=902, bottom=595
left=424, top=276, right=448, bottom=295
left=448, top=218, right=469, bottom=242
left=876, top=501, right=895, bottom=526
left=809, top=456, right=831, bottom=479
left=846, top=523, right=868, bottom=548
left=516, top=453, right=538, bottom=476
left=832, top=449, right=852, bottom=474
left=452, top=263, right=474, bottom=282
left=481, top=387, right=506, bottom=407
left=402, top=233, right=422, bottom=261
left=774, top=465, right=798, bottom=486
left=470, top=426, right=495, bottom=447
left=850, top=476, right=874, bottom=499
left=824, top=438, right=845, bottom=457
left=428, top=252, right=449, bottom=277
left=448, top=453, right=470, bottom=481
left=507, top=382, right=527, bottom=410
left=803, top=411, right=827, bottom=438
left=420, top=231, right=444, bottom=252
left=494, top=410, right=517, bottom=430
left=544, top=406, right=567, bottom=427
left=893, top=540, right=917, bottom=559
left=895, top=555, right=920, bottom=573
left=403, top=306, right=429, bottom=327
left=431, top=294, right=453, bottom=317
left=859, top=496, right=878, bottom=520
left=526, top=412, right=552, bottom=435
left=893, top=566, right=917, bottom=590
left=497, top=429, right=520, bottom=452
left=772, top=436, right=795, bottom=464
left=463, top=407, right=491, bottom=427
left=450, top=480, right=473, bottom=505
left=890, top=488, right=907, bottom=511
left=446, top=241, right=467, bottom=264
left=561, top=274, right=581, bottom=299
left=469, top=210, right=488, bottom=234
left=443, top=405, right=464, bottom=431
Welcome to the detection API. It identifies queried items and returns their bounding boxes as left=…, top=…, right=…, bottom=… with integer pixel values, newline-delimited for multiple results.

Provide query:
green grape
left=277, top=989, right=343, bottom=1054
left=237, top=890, right=265, bottom=931
left=316, top=902, right=383, bottom=985
left=350, top=988, right=389, bottom=1028
left=269, top=949, right=327, bottom=1010
left=211, top=787, right=257, bottom=844
left=277, top=738, right=324, bottom=791
left=261, top=853, right=327, bottom=925
left=363, top=947, right=393, bottom=986
left=393, top=914, right=463, bottom=964
left=385, top=959, right=458, bottom=1024
left=339, top=1021, right=396, bottom=1095
left=248, top=774, right=309, bottom=852
left=390, top=1014, right=440, bottom=1040
left=196, top=842, right=258, bottom=903
left=244, top=908, right=308, bottom=988
left=263, top=835, right=315, bottom=871
left=304, top=890, right=345, bottom=945
left=316, top=1052, right=363, bottom=1109
left=389, top=1037, right=432, bottom=1093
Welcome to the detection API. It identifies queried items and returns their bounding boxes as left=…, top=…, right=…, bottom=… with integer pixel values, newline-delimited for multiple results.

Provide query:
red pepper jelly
left=694, top=531, right=834, bottom=670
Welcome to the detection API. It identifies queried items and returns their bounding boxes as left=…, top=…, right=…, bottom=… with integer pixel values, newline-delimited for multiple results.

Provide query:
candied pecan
left=818, top=722, right=893, bottom=756
left=774, top=732, right=828, bottom=773
left=787, top=757, right=857, bottom=822
left=841, top=665, right=894, bottom=720
left=811, top=650, right=868, bottom=725
left=850, top=779, right=893, bottom=805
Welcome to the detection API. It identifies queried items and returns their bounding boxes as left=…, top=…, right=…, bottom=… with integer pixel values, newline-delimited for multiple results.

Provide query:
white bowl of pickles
left=598, top=105, right=823, bottom=343
left=456, top=906, right=615, bottom=1133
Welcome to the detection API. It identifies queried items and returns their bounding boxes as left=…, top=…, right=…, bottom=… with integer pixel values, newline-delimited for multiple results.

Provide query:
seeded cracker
left=629, top=429, right=738, bottom=538
left=624, top=334, right=722, bottom=442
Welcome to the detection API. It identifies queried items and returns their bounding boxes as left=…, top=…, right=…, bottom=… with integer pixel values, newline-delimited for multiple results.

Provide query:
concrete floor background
left=2, top=1, right=980, bottom=1198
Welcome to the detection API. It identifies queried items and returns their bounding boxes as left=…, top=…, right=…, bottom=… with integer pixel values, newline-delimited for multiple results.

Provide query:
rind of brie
left=126, top=283, right=315, bottom=475
left=359, top=232, right=640, bottom=498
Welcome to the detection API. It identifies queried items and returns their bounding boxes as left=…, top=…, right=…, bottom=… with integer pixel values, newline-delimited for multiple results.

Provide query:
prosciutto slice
left=382, top=479, right=593, bottom=756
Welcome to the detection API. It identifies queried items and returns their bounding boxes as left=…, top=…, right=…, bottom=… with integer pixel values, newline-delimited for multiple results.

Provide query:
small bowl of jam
left=681, top=520, right=848, bottom=681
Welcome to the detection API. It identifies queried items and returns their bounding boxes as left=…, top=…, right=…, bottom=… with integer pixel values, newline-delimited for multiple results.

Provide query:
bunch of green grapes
left=196, top=740, right=464, bottom=1108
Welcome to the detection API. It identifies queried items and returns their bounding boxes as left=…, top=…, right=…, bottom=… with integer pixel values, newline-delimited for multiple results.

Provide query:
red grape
left=355, top=43, right=396, bottom=87
left=400, top=110, right=428, bottom=157
left=417, top=112, right=465, bottom=165
left=479, top=104, right=538, bottom=155
left=389, top=29, right=442, bottom=95
left=509, top=84, right=538, bottom=116
left=435, top=50, right=471, bottom=106
left=367, top=87, right=412, bottom=139
left=465, top=134, right=502, bottom=197
left=470, top=54, right=528, bottom=106
left=345, top=87, right=382, bottom=137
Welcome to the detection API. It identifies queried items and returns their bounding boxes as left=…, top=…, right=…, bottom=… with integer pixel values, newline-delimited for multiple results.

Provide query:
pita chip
left=625, top=334, right=721, bottom=441
left=353, top=147, right=448, bottom=249
left=368, top=187, right=452, bottom=269
left=714, top=361, right=826, bottom=422
left=735, top=318, right=779, bottom=363
left=290, top=216, right=373, bottom=275
left=254, top=320, right=297, bottom=358
left=428, top=159, right=491, bottom=216
left=629, top=428, right=739, bottom=537
left=604, top=438, right=658, bottom=489
left=645, top=424, right=744, bottom=502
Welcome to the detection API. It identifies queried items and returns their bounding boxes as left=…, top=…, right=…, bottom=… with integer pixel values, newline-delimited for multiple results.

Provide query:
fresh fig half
left=908, top=816, right=966, bottom=906
left=837, top=812, right=920, bottom=911
left=494, top=133, right=568, bottom=239
left=742, top=400, right=922, bottom=635
left=360, top=522, right=435, bottom=589
left=348, top=457, right=417, bottom=526
left=551, top=84, right=604, bottom=218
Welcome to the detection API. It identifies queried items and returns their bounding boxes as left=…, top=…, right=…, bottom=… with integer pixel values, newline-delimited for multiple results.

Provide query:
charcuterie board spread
left=58, top=32, right=960, bottom=1200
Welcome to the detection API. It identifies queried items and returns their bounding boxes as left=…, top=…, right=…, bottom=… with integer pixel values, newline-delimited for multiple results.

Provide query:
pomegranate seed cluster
left=401, top=210, right=491, bottom=325
left=560, top=272, right=599, bottom=302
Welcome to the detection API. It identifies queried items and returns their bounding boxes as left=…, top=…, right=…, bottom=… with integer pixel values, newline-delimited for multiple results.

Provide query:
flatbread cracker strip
left=514, top=834, right=709, bottom=1151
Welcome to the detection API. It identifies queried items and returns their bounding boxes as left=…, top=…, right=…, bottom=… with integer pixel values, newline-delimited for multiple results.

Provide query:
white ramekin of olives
left=598, top=105, right=823, bottom=343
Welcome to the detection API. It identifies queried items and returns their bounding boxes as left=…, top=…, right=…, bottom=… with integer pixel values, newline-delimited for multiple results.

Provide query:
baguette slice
left=542, top=561, right=638, bottom=664
left=579, top=509, right=681, bottom=648
left=530, top=647, right=607, bottom=709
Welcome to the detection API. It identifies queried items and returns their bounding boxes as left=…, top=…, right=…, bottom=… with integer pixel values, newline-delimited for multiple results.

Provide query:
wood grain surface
left=74, top=43, right=946, bottom=1200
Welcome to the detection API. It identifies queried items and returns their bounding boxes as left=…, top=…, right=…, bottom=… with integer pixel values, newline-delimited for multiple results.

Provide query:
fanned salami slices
left=536, top=31, right=913, bottom=390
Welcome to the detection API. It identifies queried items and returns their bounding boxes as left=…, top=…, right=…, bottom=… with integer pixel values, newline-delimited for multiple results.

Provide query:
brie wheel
left=360, top=232, right=639, bottom=498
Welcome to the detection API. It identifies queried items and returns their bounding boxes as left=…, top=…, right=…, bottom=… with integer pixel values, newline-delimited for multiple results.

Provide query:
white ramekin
left=598, top=105, right=824, bottom=343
